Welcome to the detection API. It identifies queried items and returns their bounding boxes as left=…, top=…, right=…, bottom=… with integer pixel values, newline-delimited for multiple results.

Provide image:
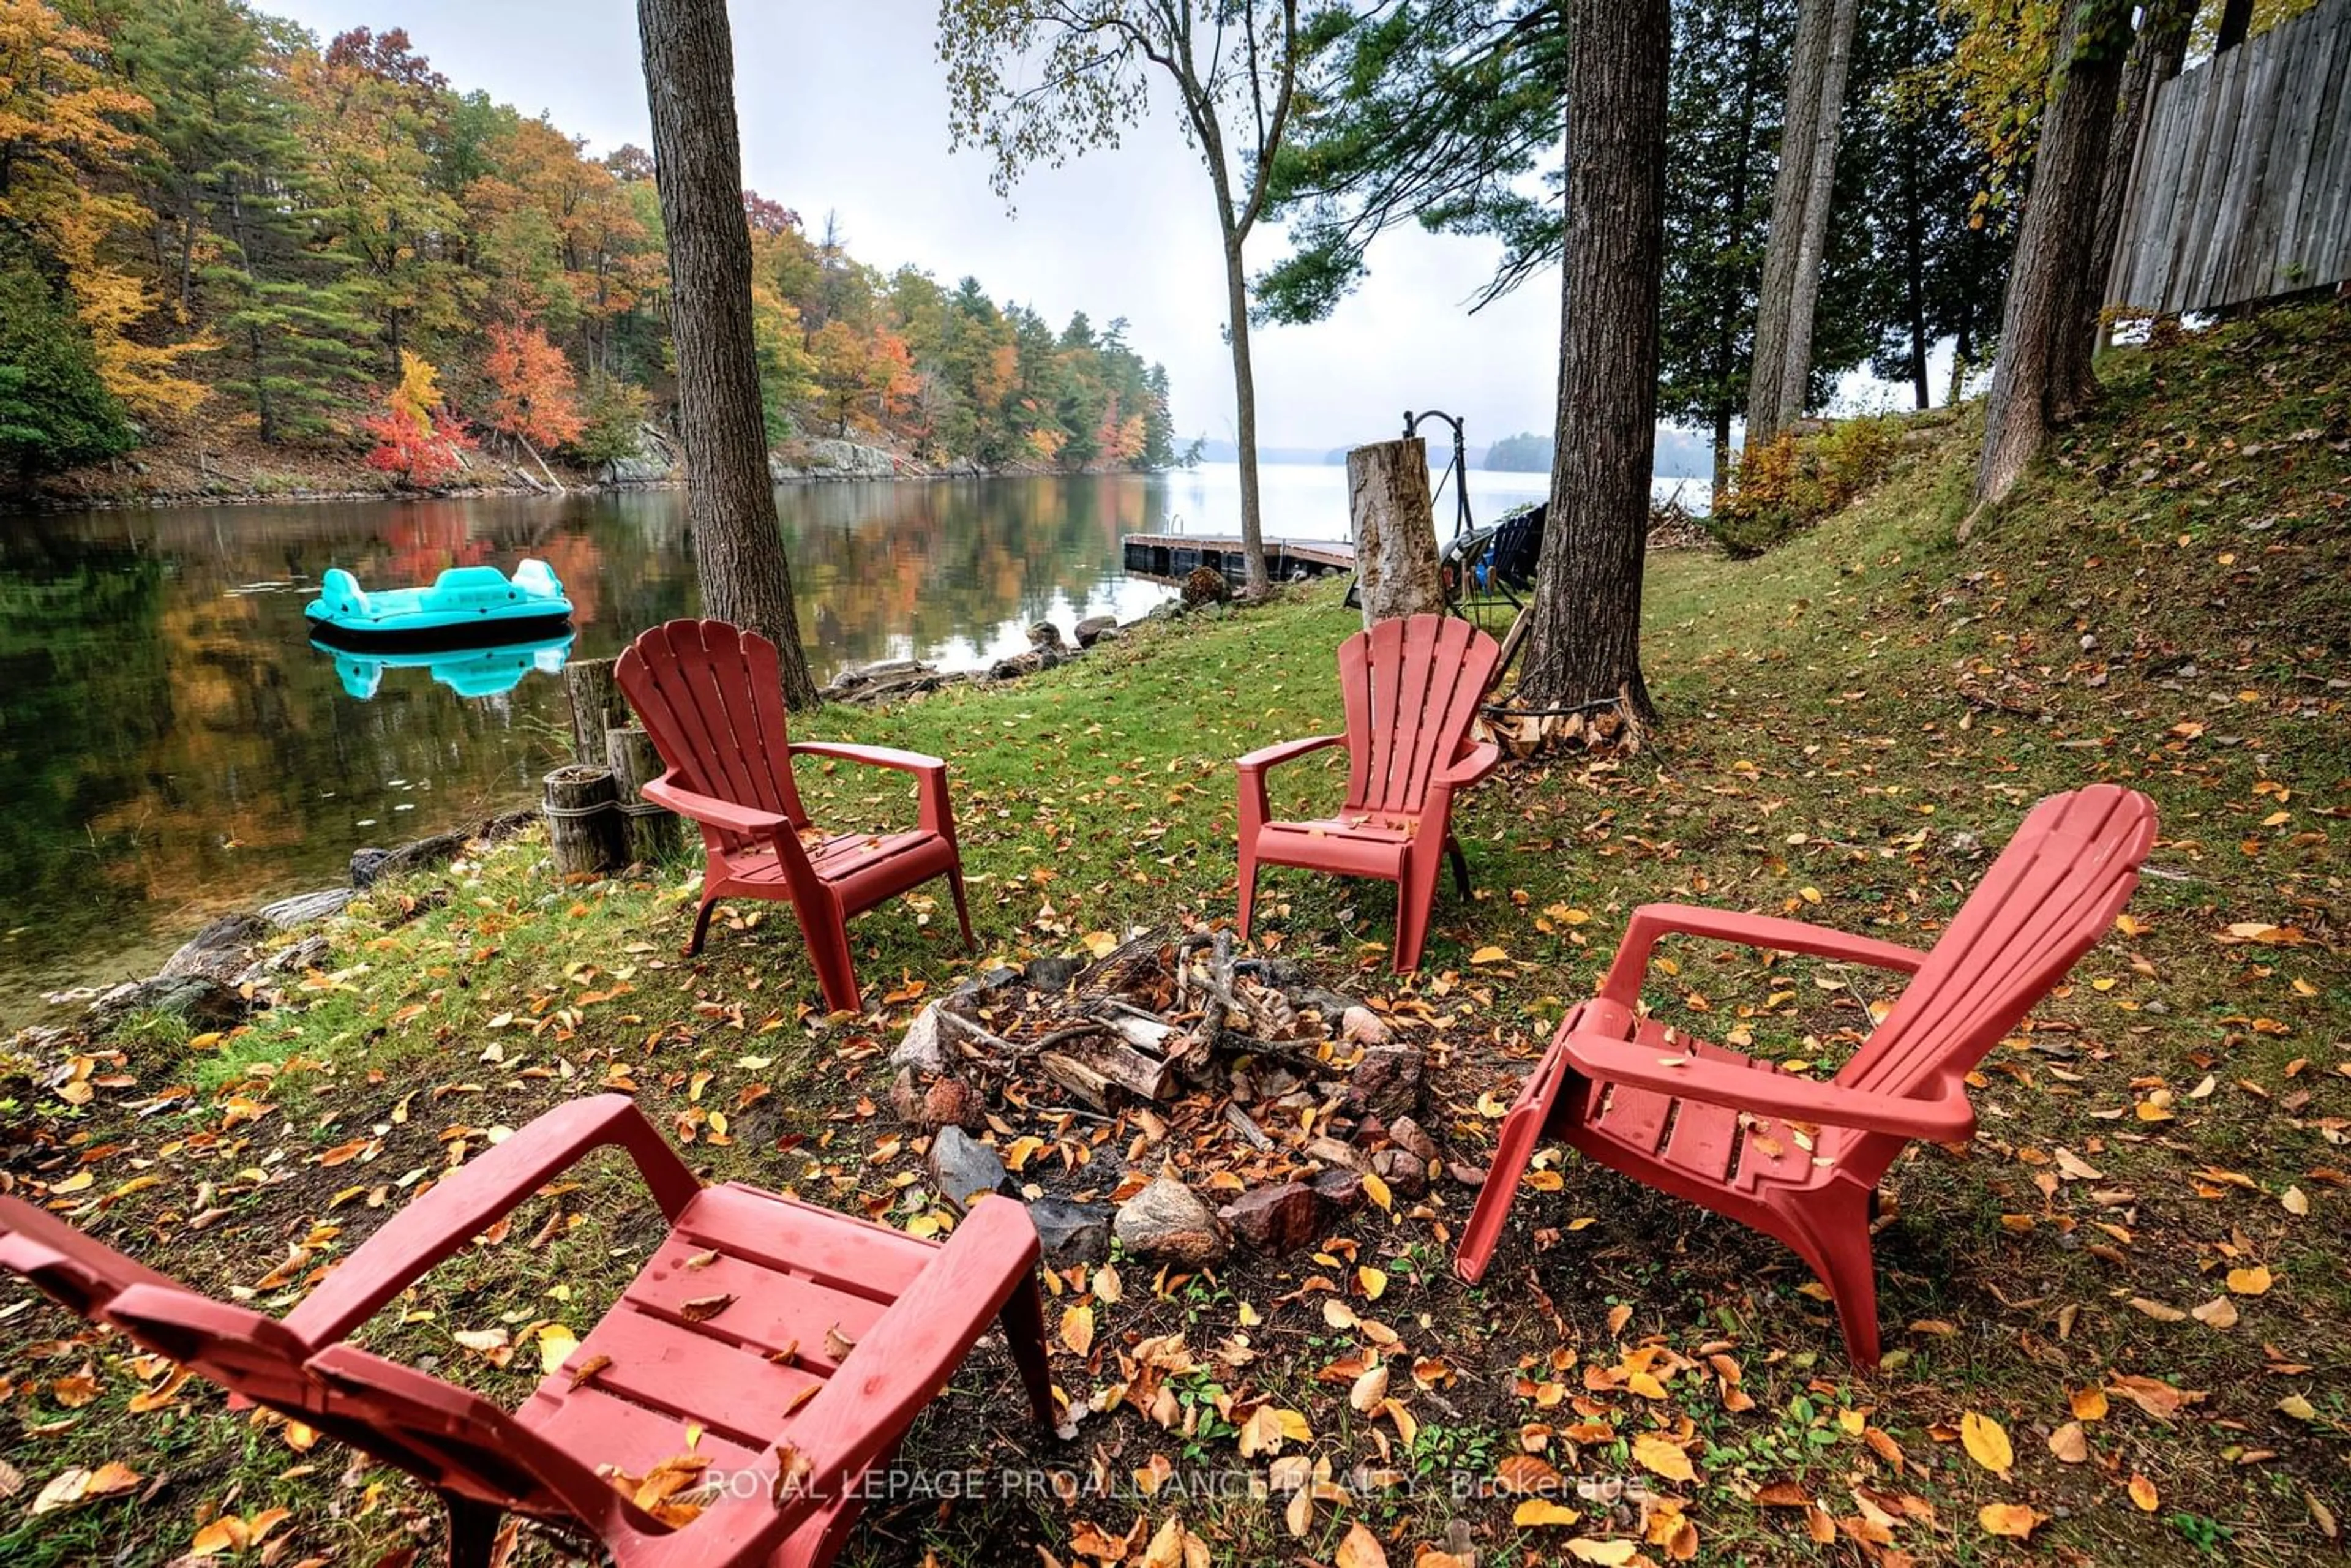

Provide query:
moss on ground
left=2, top=302, right=2345, bottom=1566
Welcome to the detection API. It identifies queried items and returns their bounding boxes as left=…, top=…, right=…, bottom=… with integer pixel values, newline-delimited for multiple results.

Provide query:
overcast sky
left=260, top=0, right=1565, bottom=454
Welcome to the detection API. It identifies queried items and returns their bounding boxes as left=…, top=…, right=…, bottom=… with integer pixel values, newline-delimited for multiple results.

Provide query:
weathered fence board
left=2106, top=0, right=2351, bottom=312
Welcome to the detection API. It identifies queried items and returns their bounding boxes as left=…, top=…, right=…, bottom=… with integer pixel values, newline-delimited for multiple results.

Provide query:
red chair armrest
left=1437, top=740, right=1501, bottom=789
left=640, top=775, right=789, bottom=838
left=792, top=743, right=956, bottom=837
left=1555, top=1032, right=1974, bottom=1142
left=285, top=1096, right=701, bottom=1346
left=792, top=740, right=945, bottom=775
left=1236, top=733, right=1344, bottom=773
left=638, top=1198, right=1046, bottom=1568
left=1600, top=902, right=1926, bottom=1007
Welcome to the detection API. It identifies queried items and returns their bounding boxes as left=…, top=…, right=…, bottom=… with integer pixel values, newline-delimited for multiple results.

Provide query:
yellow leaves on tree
left=364, top=350, right=473, bottom=486
left=0, top=1, right=207, bottom=422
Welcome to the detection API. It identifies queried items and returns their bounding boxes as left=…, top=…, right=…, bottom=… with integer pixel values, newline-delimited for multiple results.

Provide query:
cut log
left=564, top=657, right=630, bottom=767
left=606, top=724, right=684, bottom=865
left=1346, top=437, right=1445, bottom=628
left=543, top=764, right=622, bottom=877
left=1037, top=1051, right=1118, bottom=1110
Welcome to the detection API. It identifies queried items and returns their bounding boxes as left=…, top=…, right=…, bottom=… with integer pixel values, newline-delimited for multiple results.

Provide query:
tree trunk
left=1903, top=140, right=1932, bottom=408
left=544, top=765, right=623, bottom=877
left=2074, top=0, right=2194, bottom=383
left=1222, top=234, right=1271, bottom=597
left=1745, top=0, right=1841, bottom=448
left=637, top=0, right=820, bottom=708
left=564, top=656, right=630, bottom=767
left=1520, top=0, right=1669, bottom=726
left=2215, top=0, right=2252, bottom=52
left=1346, top=437, right=1444, bottom=627
left=1769, top=0, right=1861, bottom=430
left=1973, top=0, right=2135, bottom=511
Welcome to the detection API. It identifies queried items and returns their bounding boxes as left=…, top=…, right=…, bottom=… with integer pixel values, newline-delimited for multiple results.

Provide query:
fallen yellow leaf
left=1631, top=1432, right=1696, bottom=1485
left=1960, top=1411, right=2014, bottom=1476
left=1979, top=1502, right=2044, bottom=1539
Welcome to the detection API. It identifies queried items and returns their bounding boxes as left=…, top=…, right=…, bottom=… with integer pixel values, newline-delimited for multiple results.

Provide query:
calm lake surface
left=0, top=461, right=1619, bottom=1023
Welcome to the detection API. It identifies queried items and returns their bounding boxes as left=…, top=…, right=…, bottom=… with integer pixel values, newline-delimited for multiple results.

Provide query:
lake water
left=0, top=460, right=1669, bottom=1023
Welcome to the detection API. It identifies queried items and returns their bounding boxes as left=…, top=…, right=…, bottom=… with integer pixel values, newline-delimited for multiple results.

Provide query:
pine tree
left=204, top=260, right=374, bottom=442
left=0, top=234, right=135, bottom=484
left=1659, top=0, right=1793, bottom=489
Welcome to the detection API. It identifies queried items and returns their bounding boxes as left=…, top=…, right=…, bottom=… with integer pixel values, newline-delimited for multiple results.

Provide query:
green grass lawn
left=2, top=302, right=2345, bottom=1567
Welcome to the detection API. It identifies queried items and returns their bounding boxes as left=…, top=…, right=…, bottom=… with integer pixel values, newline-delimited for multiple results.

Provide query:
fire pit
left=887, top=930, right=1464, bottom=1267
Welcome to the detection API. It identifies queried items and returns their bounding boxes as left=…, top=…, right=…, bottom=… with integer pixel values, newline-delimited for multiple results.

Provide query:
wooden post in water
left=564, top=657, right=630, bottom=766
left=1346, top=437, right=1445, bottom=628
left=543, top=765, right=622, bottom=877
left=606, top=726, right=683, bottom=865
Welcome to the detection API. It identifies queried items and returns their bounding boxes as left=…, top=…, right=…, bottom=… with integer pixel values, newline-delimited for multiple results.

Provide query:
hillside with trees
left=0, top=2, right=1180, bottom=501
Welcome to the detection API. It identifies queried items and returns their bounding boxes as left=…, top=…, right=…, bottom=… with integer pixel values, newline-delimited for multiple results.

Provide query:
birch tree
left=938, top=0, right=1300, bottom=596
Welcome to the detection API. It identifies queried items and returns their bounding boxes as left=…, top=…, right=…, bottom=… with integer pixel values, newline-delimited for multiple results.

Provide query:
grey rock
left=161, top=913, right=271, bottom=985
left=1351, top=1043, right=1425, bottom=1120
left=351, top=827, right=470, bottom=890
left=1027, top=621, right=1067, bottom=651
left=1024, top=955, right=1083, bottom=994
left=1074, top=615, right=1120, bottom=648
left=1387, top=1116, right=1440, bottom=1165
left=1114, top=1176, right=1227, bottom=1264
left=1305, top=1135, right=1366, bottom=1171
left=1219, top=1181, right=1327, bottom=1255
left=88, top=975, right=248, bottom=1035
left=1027, top=1196, right=1116, bottom=1265
left=1370, top=1148, right=1428, bottom=1198
left=257, top=888, right=355, bottom=929
left=928, top=1126, right=1010, bottom=1214
left=1311, top=1167, right=1368, bottom=1212
left=234, top=934, right=332, bottom=988
left=891, top=1003, right=951, bottom=1075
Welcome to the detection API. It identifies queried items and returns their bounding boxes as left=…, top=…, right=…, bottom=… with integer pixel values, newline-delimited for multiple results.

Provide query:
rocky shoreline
left=17, top=427, right=1153, bottom=512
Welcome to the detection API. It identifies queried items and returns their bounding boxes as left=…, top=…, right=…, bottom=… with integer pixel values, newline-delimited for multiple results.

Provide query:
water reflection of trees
left=0, top=479, right=1173, bottom=1016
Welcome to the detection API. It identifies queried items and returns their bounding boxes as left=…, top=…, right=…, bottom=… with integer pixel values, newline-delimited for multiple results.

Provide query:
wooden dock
left=1121, top=533, right=1354, bottom=585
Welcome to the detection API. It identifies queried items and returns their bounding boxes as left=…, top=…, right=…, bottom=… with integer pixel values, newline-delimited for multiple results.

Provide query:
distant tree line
left=0, top=1, right=1179, bottom=488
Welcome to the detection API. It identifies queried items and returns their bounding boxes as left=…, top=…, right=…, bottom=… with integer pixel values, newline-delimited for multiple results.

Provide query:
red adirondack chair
left=1237, top=615, right=1502, bottom=973
left=0, top=1095, right=1054, bottom=1568
left=1454, top=785, right=2158, bottom=1365
left=617, top=620, right=974, bottom=1014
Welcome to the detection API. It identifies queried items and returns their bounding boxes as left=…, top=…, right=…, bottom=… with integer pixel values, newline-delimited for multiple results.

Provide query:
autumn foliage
left=480, top=323, right=584, bottom=449
left=362, top=351, right=473, bottom=486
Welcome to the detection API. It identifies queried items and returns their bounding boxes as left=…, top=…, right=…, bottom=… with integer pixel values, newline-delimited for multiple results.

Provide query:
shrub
left=1709, top=415, right=1902, bottom=556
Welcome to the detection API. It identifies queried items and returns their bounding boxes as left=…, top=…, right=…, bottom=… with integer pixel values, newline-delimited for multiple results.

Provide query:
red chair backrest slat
left=1837, top=784, right=2158, bottom=1098
left=1337, top=615, right=1501, bottom=817
left=617, top=620, right=808, bottom=852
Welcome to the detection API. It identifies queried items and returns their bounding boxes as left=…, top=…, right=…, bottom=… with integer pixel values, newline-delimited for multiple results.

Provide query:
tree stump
left=1347, top=437, right=1445, bottom=628
left=606, top=725, right=684, bottom=865
left=564, top=657, right=630, bottom=767
left=543, top=765, right=621, bottom=877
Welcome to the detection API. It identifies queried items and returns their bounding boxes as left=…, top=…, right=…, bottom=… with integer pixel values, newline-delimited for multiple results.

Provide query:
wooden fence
left=2105, top=0, right=2351, bottom=313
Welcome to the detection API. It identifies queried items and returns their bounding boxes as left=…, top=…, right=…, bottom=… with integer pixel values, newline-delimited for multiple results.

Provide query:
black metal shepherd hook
left=1403, top=409, right=1474, bottom=541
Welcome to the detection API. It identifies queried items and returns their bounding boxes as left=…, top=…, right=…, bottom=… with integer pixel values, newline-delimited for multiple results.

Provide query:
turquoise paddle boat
left=305, top=558, right=572, bottom=648
left=313, top=631, right=575, bottom=702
